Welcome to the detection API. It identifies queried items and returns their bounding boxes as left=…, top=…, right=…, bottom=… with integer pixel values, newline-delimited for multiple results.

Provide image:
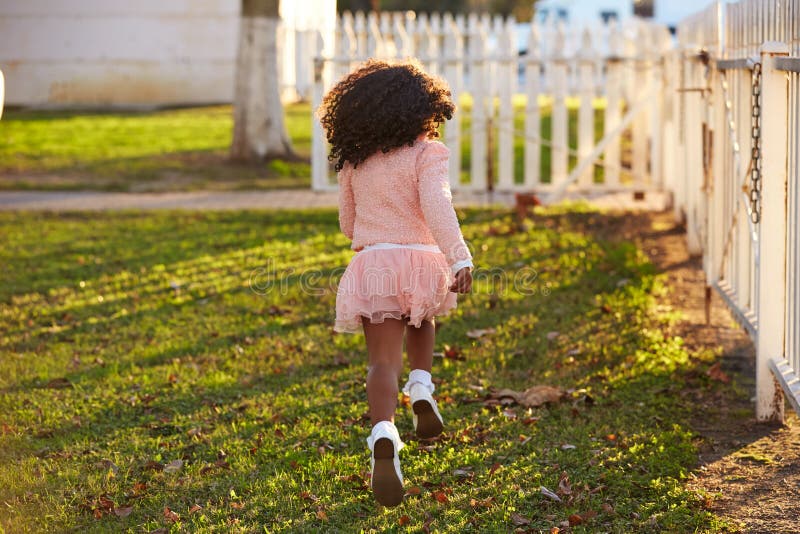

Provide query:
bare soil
left=630, top=210, right=800, bottom=533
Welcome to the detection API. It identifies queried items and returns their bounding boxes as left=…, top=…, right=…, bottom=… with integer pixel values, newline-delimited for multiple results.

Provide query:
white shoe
left=407, top=382, right=444, bottom=439
left=366, top=421, right=404, bottom=507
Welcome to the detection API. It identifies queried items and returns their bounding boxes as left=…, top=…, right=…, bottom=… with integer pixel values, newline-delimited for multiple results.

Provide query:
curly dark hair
left=317, top=59, right=456, bottom=171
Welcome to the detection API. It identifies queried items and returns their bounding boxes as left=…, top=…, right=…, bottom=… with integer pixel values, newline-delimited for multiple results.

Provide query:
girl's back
left=341, top=138, right=462, bottom=260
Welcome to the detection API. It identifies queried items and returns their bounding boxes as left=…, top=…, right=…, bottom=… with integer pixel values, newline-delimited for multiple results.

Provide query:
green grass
left=0, top=207, right=734, bottom=532
left=1, top=98, right=630, bottom=192
left=0, top=105, right=312, bottom=191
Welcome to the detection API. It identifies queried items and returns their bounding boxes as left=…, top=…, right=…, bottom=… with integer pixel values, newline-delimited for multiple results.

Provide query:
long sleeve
left=416, top=142, right=473, bottom=273
left=338, top=164, right=355, bottom=241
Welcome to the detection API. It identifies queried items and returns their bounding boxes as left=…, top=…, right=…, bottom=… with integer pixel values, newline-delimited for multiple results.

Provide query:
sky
left=535, top=0, right=719, bottom=26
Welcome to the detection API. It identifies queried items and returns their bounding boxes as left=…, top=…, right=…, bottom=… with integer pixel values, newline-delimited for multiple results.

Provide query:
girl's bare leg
left=405, top=319, right=435, bottom=373
left=362, top=317, right=406, bottom=425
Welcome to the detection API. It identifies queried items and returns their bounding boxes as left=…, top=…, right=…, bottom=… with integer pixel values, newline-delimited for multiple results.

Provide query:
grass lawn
left=0, top=98, right=628, bottom=192
left=0, top=105, right=312, bottom=192
left=0, top=207, right=734, bottom=532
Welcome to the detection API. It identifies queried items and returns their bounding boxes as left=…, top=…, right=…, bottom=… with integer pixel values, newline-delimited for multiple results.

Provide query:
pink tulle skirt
left=334, top=247, right=458, bottom=333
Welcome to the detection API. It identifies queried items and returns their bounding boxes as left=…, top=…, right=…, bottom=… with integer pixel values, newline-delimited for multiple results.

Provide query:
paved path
left=0, top=189, right=672, bottom=211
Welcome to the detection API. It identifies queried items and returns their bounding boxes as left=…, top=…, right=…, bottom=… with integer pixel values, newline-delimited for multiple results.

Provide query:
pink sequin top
left=337, top=138, right=473, bottom=273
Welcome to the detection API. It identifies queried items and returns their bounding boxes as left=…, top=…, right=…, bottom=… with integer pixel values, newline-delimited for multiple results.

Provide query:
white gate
left=311, top=11, right=671, bottom=201
left=673, top=0, right=800, bottom=421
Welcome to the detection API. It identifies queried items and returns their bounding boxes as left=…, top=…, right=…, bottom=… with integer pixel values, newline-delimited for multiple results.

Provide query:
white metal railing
left=311, top=11, right=671, bottom=197
left=673, top=0, right=800, bottom=421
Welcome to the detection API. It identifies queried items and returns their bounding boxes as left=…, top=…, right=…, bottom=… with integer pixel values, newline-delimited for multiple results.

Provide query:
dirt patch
left=627, top=210, right=800, bottom=533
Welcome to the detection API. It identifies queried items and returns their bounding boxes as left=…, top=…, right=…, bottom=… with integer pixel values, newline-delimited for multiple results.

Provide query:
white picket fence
left=673, top=0, right=800, bottom=421
left=311, top=11, right=672, bottom=198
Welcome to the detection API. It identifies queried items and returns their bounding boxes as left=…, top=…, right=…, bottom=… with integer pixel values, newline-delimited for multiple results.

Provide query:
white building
left=0, top=0, right=336, bottom=107
left=534, top=0, right=718, bottom=26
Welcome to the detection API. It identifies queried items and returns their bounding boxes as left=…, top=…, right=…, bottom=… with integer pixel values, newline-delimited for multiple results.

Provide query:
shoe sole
left=372, top=438, right=404, bottom=507
left=413, top=399, right=444, bottom=439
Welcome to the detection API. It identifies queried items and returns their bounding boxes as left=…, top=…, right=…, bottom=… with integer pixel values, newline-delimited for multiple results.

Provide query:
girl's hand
left=449, top=267, right=473, bottom=293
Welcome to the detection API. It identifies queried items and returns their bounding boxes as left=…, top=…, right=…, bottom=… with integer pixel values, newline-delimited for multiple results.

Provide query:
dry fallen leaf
left=540, top=486, right=562, bottom=502
left=568, top=513, right=584, bottom=526
left=163, top=506, right=180, bottom=523
left=511, top=513, right=531, bottom=526
left=557, top=473, right=572, bottom=496
left=466, top=328, right=497, bottom=339
left=45, top=377, right=73, bottom=389
left=488, top=385, right=564, bottom=408
left=706, top=362, right=731, bottom=383
left=163, top=459, right=183, bottom=473
left=433, top=491, right=449, bottom=504
left=470, top=497, right=496, bottom=508
left=113, top=506, right=133, bottom=518
left=98, top=496, right=115, bottom=511
left=443, top=345, right=465, bottom=361
left=519, top=385, right=564, bottom=407
left=398, top=515, right=411, bottom=526
left=316, top=509, right=328, bottom=521
left=405, top=486, right=421, bottom=496
left=453, top=467, right=473, bottom=478
left=189, top=504, right=203, bottom=514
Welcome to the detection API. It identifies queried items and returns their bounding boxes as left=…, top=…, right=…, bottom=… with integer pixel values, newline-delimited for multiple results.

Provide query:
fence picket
left=524, top=23, right=542, bottom=189
left=549, top=23, right=568, bottom=188
left=673, top=0, right=800, bottom=419
left=443, top=13, right=463, bottom=188
left=312, top=10, right=668, bottom=198
left=577, top=29, right=595, bottom=188
left=604, top=22, right=622, bottom=188
left=497, top=17, right=516, bottom=190
left=354, top=11, right=367, bottom=58
left=468, top=13, right=488, bottom=191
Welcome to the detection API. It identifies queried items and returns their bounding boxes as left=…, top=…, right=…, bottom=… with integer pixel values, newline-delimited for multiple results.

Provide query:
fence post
left=755, top=42, right=789, bottom=422
left=311, top=50, right=329, bottom=191
left=354, top=11, right=367, bottom=59
left=496, top=17, right=516, bottom=191
left=468, top=13, right=488, bottom=191
left=524, top=23, right=541, bottom=189
left=630, top=23, right=649, bottom=189
left=684, top=49, right=704, bottom=256
left=367, top=12, right=383, bottom=58
left=577, top=28, right=596, bottom=188
left=549, top=23, right=568, bottom=188
left=337, top=12, right=357, bottom=80
left=393, top=12, right=412, bottom=58
left=604, top=21, right=622, bottom=188
left=443, top=13, right=463, bottom=189
left=380, top=12, right=398, bottom=57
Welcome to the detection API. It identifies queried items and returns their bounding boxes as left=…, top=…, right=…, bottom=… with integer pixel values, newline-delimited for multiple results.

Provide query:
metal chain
left=750, top=62, right=763, bottom=224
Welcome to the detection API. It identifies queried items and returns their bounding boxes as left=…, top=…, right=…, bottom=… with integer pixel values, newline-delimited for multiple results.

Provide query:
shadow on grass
left=0, top=208, right=760, bottom=533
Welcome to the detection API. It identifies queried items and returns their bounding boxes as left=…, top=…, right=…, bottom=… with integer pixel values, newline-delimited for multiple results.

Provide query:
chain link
left=750, top=62, right=762, bottom=224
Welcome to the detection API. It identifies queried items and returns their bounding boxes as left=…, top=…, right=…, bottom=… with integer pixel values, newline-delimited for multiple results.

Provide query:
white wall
left=0, top=0, right=239, bottom=106
left=0, top=0, right=336, bottom=107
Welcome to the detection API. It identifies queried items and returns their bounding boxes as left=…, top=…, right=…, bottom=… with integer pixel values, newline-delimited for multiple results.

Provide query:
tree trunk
left=231, top=0, right=295, bottom=161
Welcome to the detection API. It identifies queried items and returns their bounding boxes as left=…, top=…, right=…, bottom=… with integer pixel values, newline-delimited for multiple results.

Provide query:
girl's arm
left=416, top=141, right=473, bottom=274
left=338, top=164, right=355, bottom=240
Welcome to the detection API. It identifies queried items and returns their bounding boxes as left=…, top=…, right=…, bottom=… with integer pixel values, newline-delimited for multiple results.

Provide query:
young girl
left=318, top=59, right=473, bottom=507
